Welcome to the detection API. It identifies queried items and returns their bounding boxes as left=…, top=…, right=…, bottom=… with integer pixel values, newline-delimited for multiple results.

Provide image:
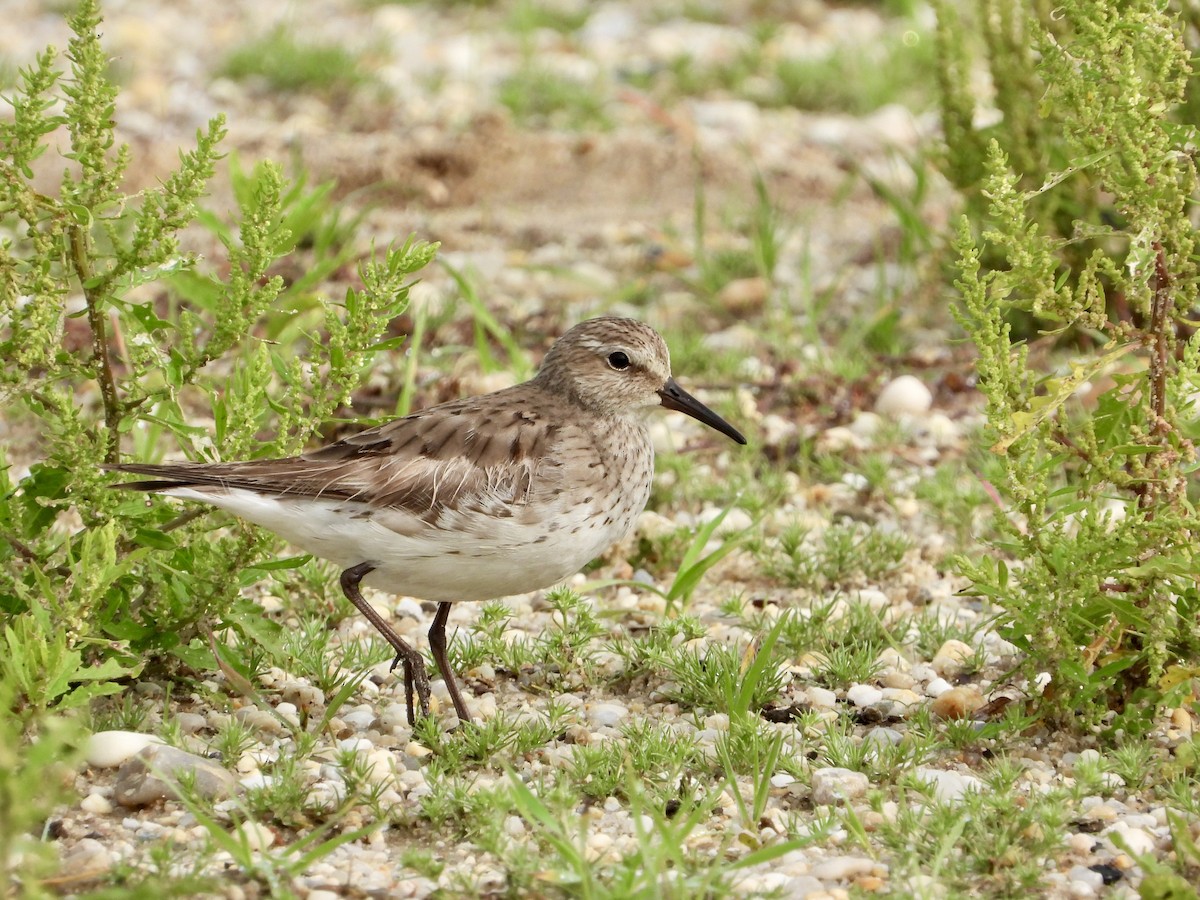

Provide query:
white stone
left=806, top=686, right=838, bottom=708
left=925, top=677, right=953, bottom=697
left=504, top=815, right=526, bottom=837
left=846, top=684, right=884, bottom=708
left=238, top=773, right=275, bottom=791
left=931, top=640, right=975, bottom=676
left=236, top=821, right=276, bottom=852
left=587, top=702, right=627, bottom=728
left=913, top=767, right=983, bottom=803
left=85, top=731, right=166, bottom=769
left=854, top=588, right=891, bottom=612
left=636, top=510, right=678, bottom=540
left=810, top=855, right=876, bottom=880
left=875, top=375, right=933, bottom=417
left=849, top=411, right=882, bottom=439
left=1067, top=866, right=1104, bottom=888
left=818, top=426, right=867, bottom=452
left=923, top=412, right=960, bottom=445
left=1109, top=825, right=1155, bottom=856
left=811, top=767, right=869, bottom=805
left=81, top=792, right=113, bottom=814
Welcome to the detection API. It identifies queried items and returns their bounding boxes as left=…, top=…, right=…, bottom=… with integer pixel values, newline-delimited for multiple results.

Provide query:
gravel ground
left=5, top=0, right=1199, bottom=897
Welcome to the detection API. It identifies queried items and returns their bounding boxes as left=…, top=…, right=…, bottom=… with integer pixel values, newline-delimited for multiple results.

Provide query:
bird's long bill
left=658, top=378, right=747, bottom=445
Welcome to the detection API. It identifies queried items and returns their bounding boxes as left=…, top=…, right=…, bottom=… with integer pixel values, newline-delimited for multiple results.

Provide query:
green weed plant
left=935, top=0, right=1200, bottom=725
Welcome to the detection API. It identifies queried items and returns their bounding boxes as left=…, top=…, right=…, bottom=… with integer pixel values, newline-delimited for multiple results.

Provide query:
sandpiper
left=107, top=317, right=746, bottom=724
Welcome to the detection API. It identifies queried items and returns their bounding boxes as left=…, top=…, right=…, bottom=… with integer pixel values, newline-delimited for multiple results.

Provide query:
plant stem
left=68, top=220, right=122, bottom=463
left=1149, top=242, right=1170, bottom=433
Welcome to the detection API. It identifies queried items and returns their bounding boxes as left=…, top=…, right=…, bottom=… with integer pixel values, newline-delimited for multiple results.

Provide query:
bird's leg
left=340, top=563, right=431, bottom=725
left=428, top=601, right=473, bottom=725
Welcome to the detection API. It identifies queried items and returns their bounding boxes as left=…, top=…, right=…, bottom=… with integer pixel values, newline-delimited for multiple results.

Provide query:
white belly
left=165, top=482, right=648, bottom=602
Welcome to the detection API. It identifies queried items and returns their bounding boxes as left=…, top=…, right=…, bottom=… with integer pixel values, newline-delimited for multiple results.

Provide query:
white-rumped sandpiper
left=108, top=317, right=746, bottom=724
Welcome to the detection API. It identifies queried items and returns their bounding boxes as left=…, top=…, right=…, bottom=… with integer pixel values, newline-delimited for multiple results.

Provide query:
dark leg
left=340, top=563, right=430, bottom=725
left=428, top=601, right=472, bottom=724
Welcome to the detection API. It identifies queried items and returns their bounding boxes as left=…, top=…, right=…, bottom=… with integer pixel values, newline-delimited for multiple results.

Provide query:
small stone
left=85, top=731, right=165, bottom=769
left=235, top=821, right=276, bottom=852
left=864, top=727, right=903, bottom=748
left=818, top=426, right=868, bottom=453
left=879, top=689, right=922, bottom=716
left=854, top=588, right=891, bottom=612
left=234, top=707, right=286, bottom=737
left=340, top=706, right=377, bottom=732
left=925, top=677, right=953, bottom=697
left=637, top=510, right=677, bottom=540
left=238, top=773, right=274, bottom=791
left=1085, top=803, right=1117, bottom=822
left=805, top=686, right=838, bottom=708
left=913, top=767, right=983, bottom=803
left=113, top=745, right=237, bottom=808
left=811, top=767, right=869, bottom=805
left=931, top=640, right=975, bottom=677
left=923, top=412, right=960, bottom=445
left=931, top=686, right=984, bottom=720
left=881, top=671, right=915, bottom=690
left=1109, top=826, right=1154, bottom=856
left=811, top=856, right=876, bottom=881
left=175, top=713, right=207, bottom=734
left=587, top=702, right=628, bottom=728
left=875, top=375, right=932, bottom=417
left=1067, top=866, right=1103, bottom=889
left=504, top=815, right=526, bottom=837
left=846, top=684, right=883, bottom=708
left=80, top=792, right=113, bottom=815
left=717, top=276, right=770, bottom=314
left=849, top=411, right=882, bottom=439
left=1068, top=833, right=1096, bottom=854
left=58, top=838, right=113, bottom=881
left=875, top=647, right=909, bottom=674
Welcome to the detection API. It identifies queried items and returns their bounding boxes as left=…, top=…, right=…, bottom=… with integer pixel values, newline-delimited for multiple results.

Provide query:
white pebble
left=853, top=588, right=891, bottom=612
left=235, top=821, right=276, bottom=852
left=504, top=815, right=526, bottom=837
left=806, top=687, right=838, bottom=708
left=238, top=773, right=275, bottom=791
left=846, top=684, right=883, bottom=707
left=85, top=731, right=165, bottom=769
left=80, top=792, right=113, bottom=814
left=1109, top=825, right=1155, bottom=856
left=849, top=411, right=882, bottom=438
left=1067, top=866, right=1103, bottom=889
left=810, top=856, right=876, bottom=881
left=931, top=640, right=974, bottom=677
left=875, top=375, right=932, bottom=417
left=913, top=767, right=983, bottom=803
left=811, top=767, right=869, bottom=805
left=587, top=702, right=628, bottom=728
left=925, top=677, right=953, bottom=697
left=923, top=412, right=960, bottom=444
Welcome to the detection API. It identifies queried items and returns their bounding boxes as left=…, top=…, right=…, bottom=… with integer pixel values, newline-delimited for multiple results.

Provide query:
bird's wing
left=107, top=389, right=569, bottom=521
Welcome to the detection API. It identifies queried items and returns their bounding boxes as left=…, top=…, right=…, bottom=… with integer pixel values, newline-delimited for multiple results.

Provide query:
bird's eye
left=607, top=351, right=631, bottom=370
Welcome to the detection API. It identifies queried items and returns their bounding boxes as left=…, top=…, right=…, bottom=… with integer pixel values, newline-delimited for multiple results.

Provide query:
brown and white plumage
left=107, top=317, right=746, bottom=724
